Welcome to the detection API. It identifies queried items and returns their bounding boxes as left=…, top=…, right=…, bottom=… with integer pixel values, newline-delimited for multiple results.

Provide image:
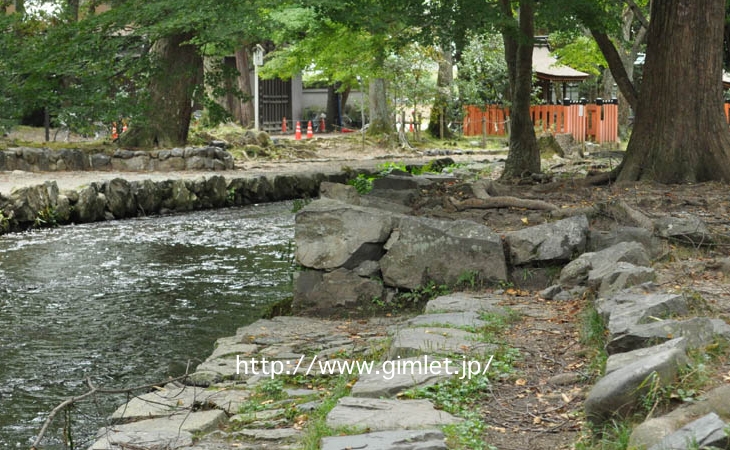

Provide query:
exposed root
left=449, top=196, right=559, bottom=212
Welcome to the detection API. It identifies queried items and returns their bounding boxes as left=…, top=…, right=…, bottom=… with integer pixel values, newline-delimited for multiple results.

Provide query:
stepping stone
left=321, top=429, right=447, bottom=450
left=406, top=311, right=487, bottom=329
left=110, top=384, right=212, bottom=422
left=102, top=410, right=226, bottom=435
left=89, top=430, right=193, bottom=450
left=606, top=317, right=717, bottom=354
left=605, top=338, right=688, bottom=374
left=326, top=397, right=461, bottom=431
left=232, top=428, right=302, bottom=442
left=351, top=357, right=452, bottom=398
left=424, top=293, right=506, bottom=314
left=390, top=327, right=494, bottom=358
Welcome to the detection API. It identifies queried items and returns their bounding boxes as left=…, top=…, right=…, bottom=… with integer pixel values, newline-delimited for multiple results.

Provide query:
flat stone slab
left=424, top=293, right=506, bottom=315
left=208, top=335, right=258, bottom=359
left=606, top=317, right=717, bottom=354
left=204, top=388, right=251, bottom=415
left=351, top=357, right=453, bottom=398
left=321, top=429, right=447, bottom=450
left=89, top=430, right=193, bottom=450
left=505, top=215, right=588, bottom=264
left=406, top=311, right=487, bottom=329
left=390, top=327, right=492, bottom=358
left=326, top=397, right=461, bottom=431
left=111, top=384, right=223, bottom=422
left=232, top=428, right=302, bottom=441
left=102, top=410, right=226, bottom=435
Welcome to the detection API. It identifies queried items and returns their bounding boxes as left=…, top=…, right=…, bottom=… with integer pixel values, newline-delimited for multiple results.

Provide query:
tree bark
left=591, top=30, right=639, bottom=111
left=121, top=32, right=203, bottom=148
left=368, top=77, right=391, bottom=135
left=500, top=0, right=540, bottom=180
left=617, top=0, right=730, bottom=183
left=234, top=46, right=254, bottom=128
left=427, top=46, right=454, bottom=139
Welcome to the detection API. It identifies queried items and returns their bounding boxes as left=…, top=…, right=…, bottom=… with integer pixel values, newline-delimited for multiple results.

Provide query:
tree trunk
left=428, top=46, right=454, bottom=139
left=368, top=77, right=391, bottom=135
left=234, top=46, right=254, bottom=128
left=591, top=30, right=639, bottom=111
left=500, top=0, right=540, bottom=180
left=618, top=0, right=730, bottom=183
left=326, top=85, right=338, bottom=131
left=121, top=33, right=203, bottom=148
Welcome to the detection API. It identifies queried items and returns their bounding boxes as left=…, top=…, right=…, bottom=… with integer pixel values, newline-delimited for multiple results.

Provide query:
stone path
left=90, top=293, right=514, bottom=450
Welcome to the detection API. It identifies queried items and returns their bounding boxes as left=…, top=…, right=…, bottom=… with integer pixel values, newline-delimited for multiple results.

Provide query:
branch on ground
left=448, top=196, right=559, bottom=212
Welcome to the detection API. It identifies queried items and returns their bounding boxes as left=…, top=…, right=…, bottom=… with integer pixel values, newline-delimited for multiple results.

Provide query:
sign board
left=254, top=45, right=265, bottom=67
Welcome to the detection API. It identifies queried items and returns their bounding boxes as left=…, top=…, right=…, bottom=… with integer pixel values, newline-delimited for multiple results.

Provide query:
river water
left=0, top=202, right=295, bottom=447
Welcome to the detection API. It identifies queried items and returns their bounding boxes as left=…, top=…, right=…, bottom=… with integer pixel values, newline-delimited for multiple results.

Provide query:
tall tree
left=499, top=0, right=540, bottom=179
left=617, top=0, right=730, bottom=182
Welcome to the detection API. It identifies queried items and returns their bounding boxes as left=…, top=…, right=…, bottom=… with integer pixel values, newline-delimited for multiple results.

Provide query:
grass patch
left=298, top=374, right=363, bottom=450
left=574, top=419, right=634, bottom=450
left=578, top=301, right=608, bottom=380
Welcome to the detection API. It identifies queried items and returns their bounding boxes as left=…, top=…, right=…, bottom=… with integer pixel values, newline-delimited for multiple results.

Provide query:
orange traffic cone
left=121, top=120, right=128, bottom=134
left=295, top=121, right=302, bottom=140
left=306, top=121, right=314, bottom=139
left=409, top=122, right=414, bottom=133
left=111, top=122, right=119, bottom=141
left=319, top=117, right=326, bottom=133
left=282, top=117, right=287, bottom=133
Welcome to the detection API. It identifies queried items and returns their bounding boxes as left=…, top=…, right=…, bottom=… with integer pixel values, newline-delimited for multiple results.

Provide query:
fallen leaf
left=561, top=393, right=573, bottom=404
left=533, top=416, right=542, bottom=424
left=521, top=217, right=529, bottom=225
left=515, top=378, right=527, bottom=386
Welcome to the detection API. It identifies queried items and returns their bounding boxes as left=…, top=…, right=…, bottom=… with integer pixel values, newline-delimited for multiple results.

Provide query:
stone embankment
left=0, top=146, right=234, bottom=172
left=92, top=170, right=730, bottom=449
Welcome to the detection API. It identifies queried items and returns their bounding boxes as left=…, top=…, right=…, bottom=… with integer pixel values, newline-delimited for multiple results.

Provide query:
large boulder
left=654, top=214, right=712, bottom=245
left=73, top=185, right=107, bottom=223
left=8, top=181, right=59, bottom=225
left=606, top=317, right=718, bottom=355
left=379, top=216, right=507, bottom=290
left=132, top=180, right=163, bottom=215
left=560, top=241, right=651, bottom=287
left=295, top=199, right=395, bottom=270
left=103, top=178, right=137, bottom=219
left=505, top=215, right=589, bottom=265
left=584, top=347, right=687, bottom=424
left=292, top=268, right=385, bottom=315
left=647, top=413, right=729, bottom=450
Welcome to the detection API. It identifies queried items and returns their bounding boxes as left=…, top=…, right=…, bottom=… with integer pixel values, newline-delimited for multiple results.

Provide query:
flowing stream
left=0, top=202, right=295, bottom=447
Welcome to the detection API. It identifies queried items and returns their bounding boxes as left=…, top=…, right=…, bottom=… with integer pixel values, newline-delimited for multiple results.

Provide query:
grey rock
left=547, top=372, right=581, bottom=386
left=89, top=430, right=193, bottom=450
left=208, top=335, right=258, bottom=359
left=325, top=397, right=461, bottom=431
left=295, top=199, right=394, bottom=270
left=406, top=312, right=487, bottom=329
left=424, top=293, right=507, bottom=315
left=73, top=186, right=107, bottom=223
left=292, top=268, right=385, bottom=314
left=540, top=285, right=564, bottom=300
left=506, top=215, right=589, bottom=265
left=103, top=178, right=137, bottom=219
left=131, top=180, right=163, bottom=215
left=588, top=227, right=665, bottom=258
left=354, top=260, right=380, bottom=278
left=380, top=216, right=507, bottom=290
left=389, top=327, right=492, bottom=358
left=232, top=428, right=301, bottom=442
left=204, top=389, right=251, bottom=415
left=629, top=384, right=730, bottom=449
left=321, top=429, right=447, bottom=450
left=711, top=318, right=730, bottom=340
left=648, top=413, right=729, bottom=450
left=319, top=181, right=360, bottom=205
left=605, top=338, right=689, bottom=375
left=589, top=262, right=656, bottom=296
left=8, top=181, right=59, bottom=224
left=90, top=153, right=112, bottom=170
left=110, top=384, right=211, bottom=422
left=100, top=410, right=226, bottom=434
left=161, top=179, right=197, bottom=212
left=585, top=348, right=687, bottom=424
left=157, top=156, right=186, bottom=171
left=596, top=289, right=688, bottom=338
left=351, top=357, right=452, bottom=398
left=561, top=241, right=651, bottom=287
left=606, top=317, right=717, bottom=354
left=654, top=215, right=712, bottom=245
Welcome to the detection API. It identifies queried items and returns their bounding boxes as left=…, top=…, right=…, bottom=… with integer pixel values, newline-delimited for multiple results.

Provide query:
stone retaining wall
left=0, top=171, right=348, bottom=234
left=0, top=146, right=234, bottom=172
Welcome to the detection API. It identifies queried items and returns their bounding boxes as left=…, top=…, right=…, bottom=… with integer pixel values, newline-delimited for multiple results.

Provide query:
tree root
left=600, top=199, right=655, bottom=230
left=449, top=196, right=559, bottom=212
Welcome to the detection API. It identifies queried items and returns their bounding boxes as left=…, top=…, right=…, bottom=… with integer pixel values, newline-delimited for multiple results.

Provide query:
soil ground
left=4, top=129, right=730, bottom=449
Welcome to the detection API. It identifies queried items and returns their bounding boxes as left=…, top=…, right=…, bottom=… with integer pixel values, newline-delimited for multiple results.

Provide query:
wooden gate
left=259, top=79, right=292, bottom=132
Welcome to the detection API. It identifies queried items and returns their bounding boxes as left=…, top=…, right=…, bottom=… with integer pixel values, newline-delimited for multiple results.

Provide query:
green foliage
left=34, top=206, right=59, bottom=228
left=549, top=31, right=606, bottom=77
left=456, top=32, right=510, bottom=106
left=574, top=419, right=634, bottom=450
left=299, top=375, right=362, bottom=450
left=396, top=280, right=450, bottom=305
left=347, top=173, right=375, bottom=194
left=291, top=196, right=312, bottom=213
left=0, top=209, right=10, bottom=233
left=579, top=302, right=608, bottom=379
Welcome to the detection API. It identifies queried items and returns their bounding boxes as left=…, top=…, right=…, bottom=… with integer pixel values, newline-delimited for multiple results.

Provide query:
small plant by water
left=34, top=206, right=59, bottom=228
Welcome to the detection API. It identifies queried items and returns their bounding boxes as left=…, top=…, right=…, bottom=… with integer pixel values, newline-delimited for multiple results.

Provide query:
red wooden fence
left=463, top=102, right=619, bottom=144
